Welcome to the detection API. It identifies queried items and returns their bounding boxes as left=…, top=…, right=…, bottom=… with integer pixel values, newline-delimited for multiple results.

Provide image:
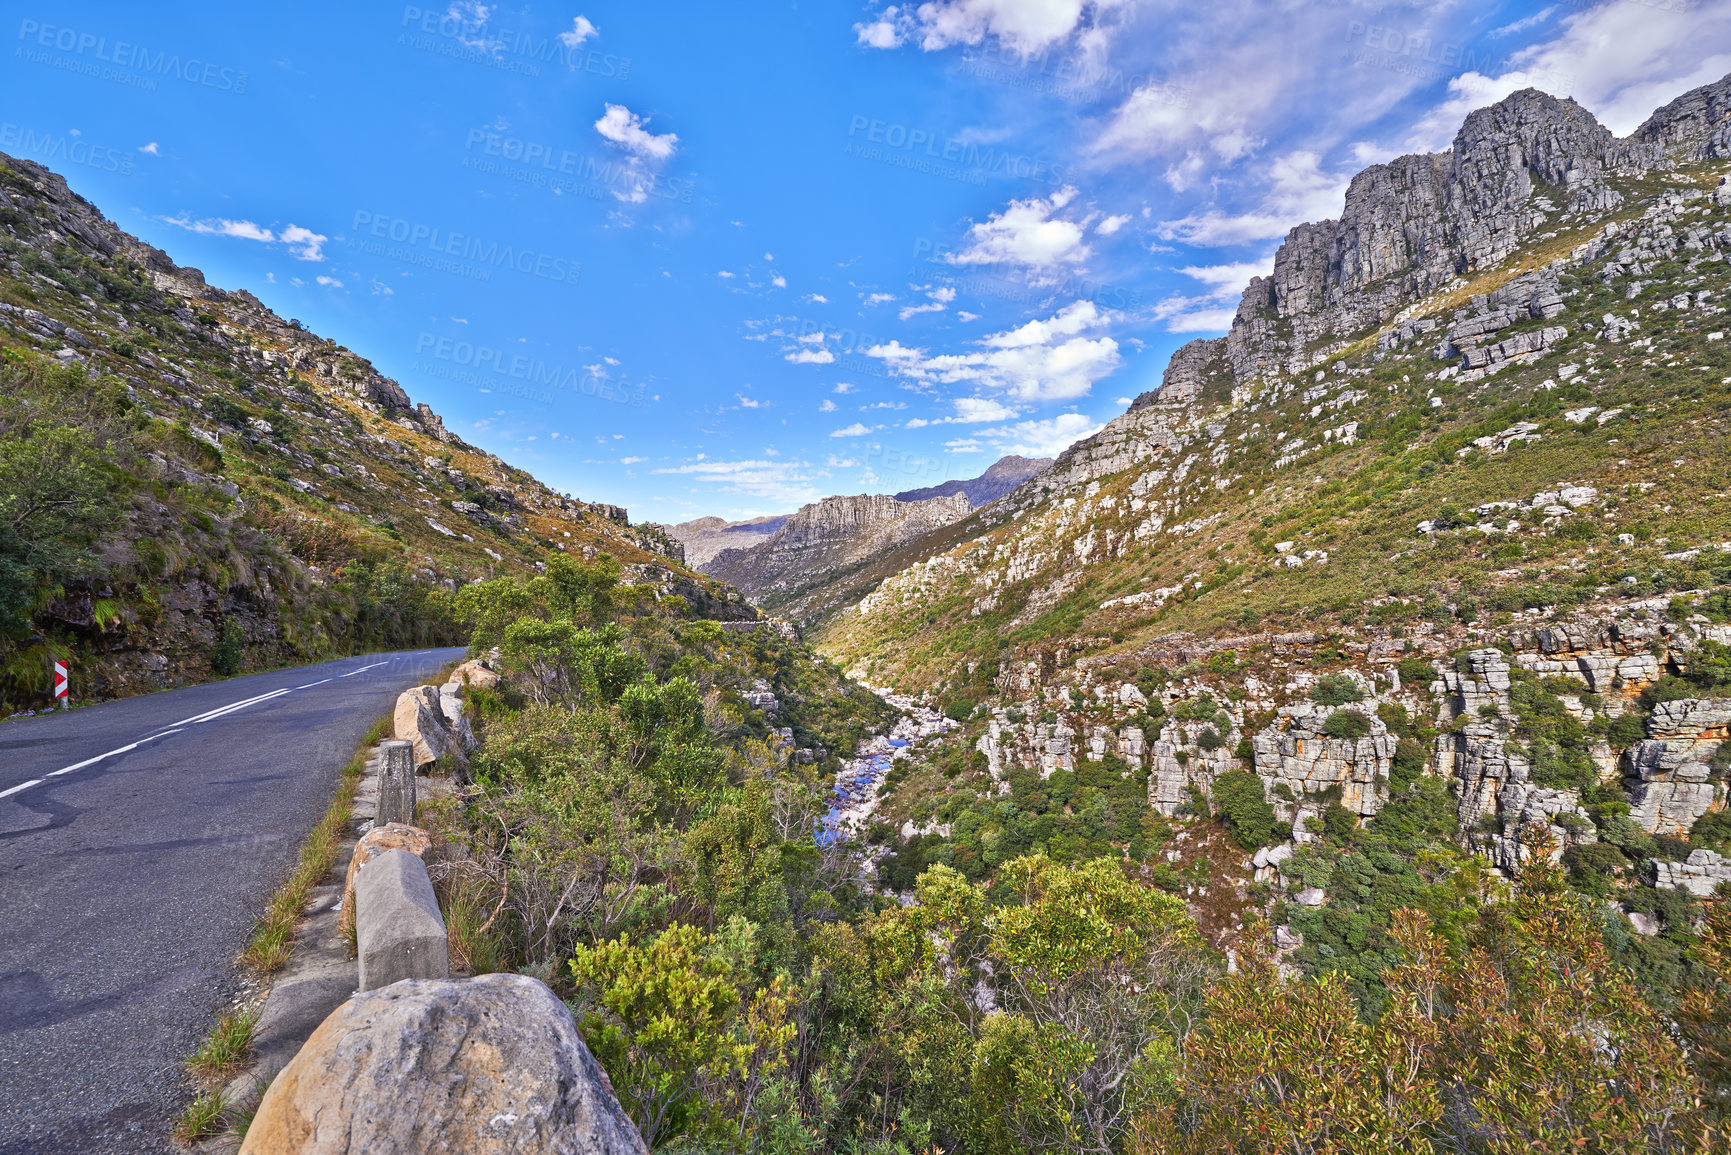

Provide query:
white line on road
left=295, top=678, right=334, bottom=690
left=0, top=779, right=43, bottom=799
left=168, top=688, right=292, bottom=728
left=339, top=662, right=387, bottom=678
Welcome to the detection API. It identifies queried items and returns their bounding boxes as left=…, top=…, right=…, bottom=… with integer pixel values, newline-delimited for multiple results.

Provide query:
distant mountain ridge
left=669, top=514, right=791, bottom=567
left=676, top=455, right=1052, bottom=625
left=894, top=454, right=1051, bottom=505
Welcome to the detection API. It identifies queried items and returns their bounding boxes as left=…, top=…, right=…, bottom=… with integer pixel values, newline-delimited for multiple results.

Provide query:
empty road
left=0, top=648, right=466, bottom=1153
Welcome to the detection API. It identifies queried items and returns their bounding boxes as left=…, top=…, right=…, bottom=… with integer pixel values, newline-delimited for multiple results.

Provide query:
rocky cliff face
left=668, top=514, right=790, bottom=567
left=702, top=492, right=972, bottom=621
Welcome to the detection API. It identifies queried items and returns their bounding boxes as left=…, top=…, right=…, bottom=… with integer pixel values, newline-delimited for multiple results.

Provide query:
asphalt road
left=0, top=647, right=467, bottom=1154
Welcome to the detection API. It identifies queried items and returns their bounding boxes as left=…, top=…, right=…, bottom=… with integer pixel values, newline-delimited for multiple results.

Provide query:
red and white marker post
left=53, top=659, right=68, bottom=704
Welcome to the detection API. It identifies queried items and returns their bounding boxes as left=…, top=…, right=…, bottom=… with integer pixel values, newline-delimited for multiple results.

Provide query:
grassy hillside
left=0, top=152, right=748, bottom=711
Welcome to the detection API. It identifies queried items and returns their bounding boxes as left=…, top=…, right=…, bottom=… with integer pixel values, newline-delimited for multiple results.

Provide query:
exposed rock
left=1252, top=701, right=1394, bottom=820
left=450, top=658, right=499, bottom=689
left=240, top=974, right=647, bottom=1155
left=894, top=454, right=1053, bottom=507
left=1649, top=848, right=1731, bottom=897
left=393, top=685, right=468, bottom=770
left=666, top=515, right=790, bottom=567
left=1623, top=698, right=1731, bottom=835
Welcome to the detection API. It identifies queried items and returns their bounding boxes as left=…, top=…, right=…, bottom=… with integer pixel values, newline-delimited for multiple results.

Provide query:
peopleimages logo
left=0, top=124, right=133, bottom=175
left=845, top=115, right=1067, bottom=185
left=462, top=129, right=694, bottom=203
left=413, top=332, right=644, bottom=407
left=15, top=19, right=250, bottom=92
left=350, top=212, right=581, bottom=286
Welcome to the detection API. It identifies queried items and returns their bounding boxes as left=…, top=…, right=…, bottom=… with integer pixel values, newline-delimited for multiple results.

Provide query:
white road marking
left=168, top=688, right=292, bottom=727
left=2, top=652, right=427, bottom=800
left=339, top=662, right=386, bottom=678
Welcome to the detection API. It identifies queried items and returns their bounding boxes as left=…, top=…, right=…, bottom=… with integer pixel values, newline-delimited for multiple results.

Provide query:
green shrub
left=1197, top=727, right=1223, bottom=752
left=1212, top=769, right=1279, bottom=849
left=1690, top=808, right=1731, bottom=852
left=1396, top=656, right=1435, bottom=689
left=1309, top=673, right=1363, bottom=706
left=1606, top=711, right=1646, bottom=749
left=1390, top=738, right=1427, bottom=791
left=210, top=617, right=246, bottom=676
left=1322, top=710, right=1373, bottom=742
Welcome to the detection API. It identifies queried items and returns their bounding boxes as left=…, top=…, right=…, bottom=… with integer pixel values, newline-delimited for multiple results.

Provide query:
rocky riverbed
left=822, top=687, right=958, bottom=840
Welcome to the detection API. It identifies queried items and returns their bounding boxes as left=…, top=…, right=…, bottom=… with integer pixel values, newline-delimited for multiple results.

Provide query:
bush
left=1396, top=656, right=1435, bottom=689
left=1197, top=727, right=1223, bottom=752
left=1309, top=673, right=1363, bottom=706
left=1606, top=710, right=1646, bottom=749
left=1390, top=738, right=1427, bottom=791
left=1690, top=808, right=1731, bottom=852
left=1213, top=769, right=1279, bottom=849
left=210, top=617, right=246, bottom=676
left=1322, top=710, right=1373, bottom=742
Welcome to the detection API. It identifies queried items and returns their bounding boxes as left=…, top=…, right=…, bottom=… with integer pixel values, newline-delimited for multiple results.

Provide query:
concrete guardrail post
left=356, top=848, right=449, bottom=990
left=377, top=739, right=416, bottom=826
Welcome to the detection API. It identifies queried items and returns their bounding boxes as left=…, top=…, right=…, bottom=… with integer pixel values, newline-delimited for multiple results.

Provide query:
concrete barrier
left=356, top=848, right=449, bottom=991
left=377, top=739, right=416, bottom=826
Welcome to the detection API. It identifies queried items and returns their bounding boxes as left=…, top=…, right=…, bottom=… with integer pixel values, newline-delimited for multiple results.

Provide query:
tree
left=1212, top=770, right=1279, bottom=850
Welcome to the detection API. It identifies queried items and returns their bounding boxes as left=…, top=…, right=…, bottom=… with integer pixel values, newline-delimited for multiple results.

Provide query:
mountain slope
left=822, top=79, right=1731, bottom=693
left=0, top=151, right=749, bottom=709
left=669, top=514, right=791, bottom=567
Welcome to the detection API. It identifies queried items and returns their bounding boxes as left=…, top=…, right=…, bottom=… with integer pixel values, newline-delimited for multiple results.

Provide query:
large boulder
left=240, top=974, right=647, bottom=1155
left=450, top=658, right=499, bottom=689
left=393, top=685, right=466, bottom=770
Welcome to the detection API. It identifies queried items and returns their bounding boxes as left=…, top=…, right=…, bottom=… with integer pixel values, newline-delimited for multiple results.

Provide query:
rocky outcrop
left=703, top=492, right=972, bottom=604
left=240, top=974, right=647, bottom=1155
left=1251, top=702, right=1395, bottom=821
left=1624, top=698, right=1731, bottom=836
left=1629, top=72, right=1731, bottom=162
left=1650, top=848, right=1731, bottom=896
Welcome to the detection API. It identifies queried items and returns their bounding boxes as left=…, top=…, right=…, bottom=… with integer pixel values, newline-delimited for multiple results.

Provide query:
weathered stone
left=1623, top=698, right=1731, bottom=835
left=356, top=849, right=449, bottom=991
left=376, top=740, right=416, bottom=828
left=340, top=822, right=431, bottom=939
left=240, top=974, right=646, bottom=1155
left=393, top=685, right=465, bottom=770
left=450, top=658, right=499, bottom=689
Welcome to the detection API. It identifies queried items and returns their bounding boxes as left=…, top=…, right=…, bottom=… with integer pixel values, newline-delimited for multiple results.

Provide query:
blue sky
left=4, top=1, right=1728, bottom=523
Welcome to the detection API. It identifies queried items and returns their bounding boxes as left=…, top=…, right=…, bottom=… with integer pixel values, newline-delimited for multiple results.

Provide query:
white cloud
left=865, top=300, right=1121, bottom=402
left=736, top=393, right=764, bottom=408
left=797, top=331, right=827, bottom=345
left=1405, top=0, right=1731, bottom=146
left=159, top=215, right=327, bottom=261
left=905, top=417, right=930, bottom=428
left=595, top=103, right=678, bottom=160
left=620, top=455, right=647, bottom=464
left=785, top=348, right=835, bottom=364
left=806, top=292, right=828, bottom=303
left=1095, top=212, right=1130, bottom=235
left=945, top=438, right=983, bottom=453
left=898, top=284, right=957, bottom=320
left=772, top=274, right=788, bottom=288
left=864, top=291, right=897, bottom=306
left=315, top=275, right=343, bottom=287
left=819, top=399, right=837, bottom=412
left=833, top=382, right=856, bottom=394
left=653, top=458, right=824, bottom=507
left=944, top=397, right=1020, bottom=423
left=830, top=422, right=873, bottom=437
left=559, top=15, right=598, bottom=49
left=977, top=412, right=1102, bottom=457
left=1155, top=151, right=1348, bottom=247
left=856, top=0, right=1118, bottom=57
left=138, top=141, right=160, bottom=155
left=948, top=186, right=1091, bottom=280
